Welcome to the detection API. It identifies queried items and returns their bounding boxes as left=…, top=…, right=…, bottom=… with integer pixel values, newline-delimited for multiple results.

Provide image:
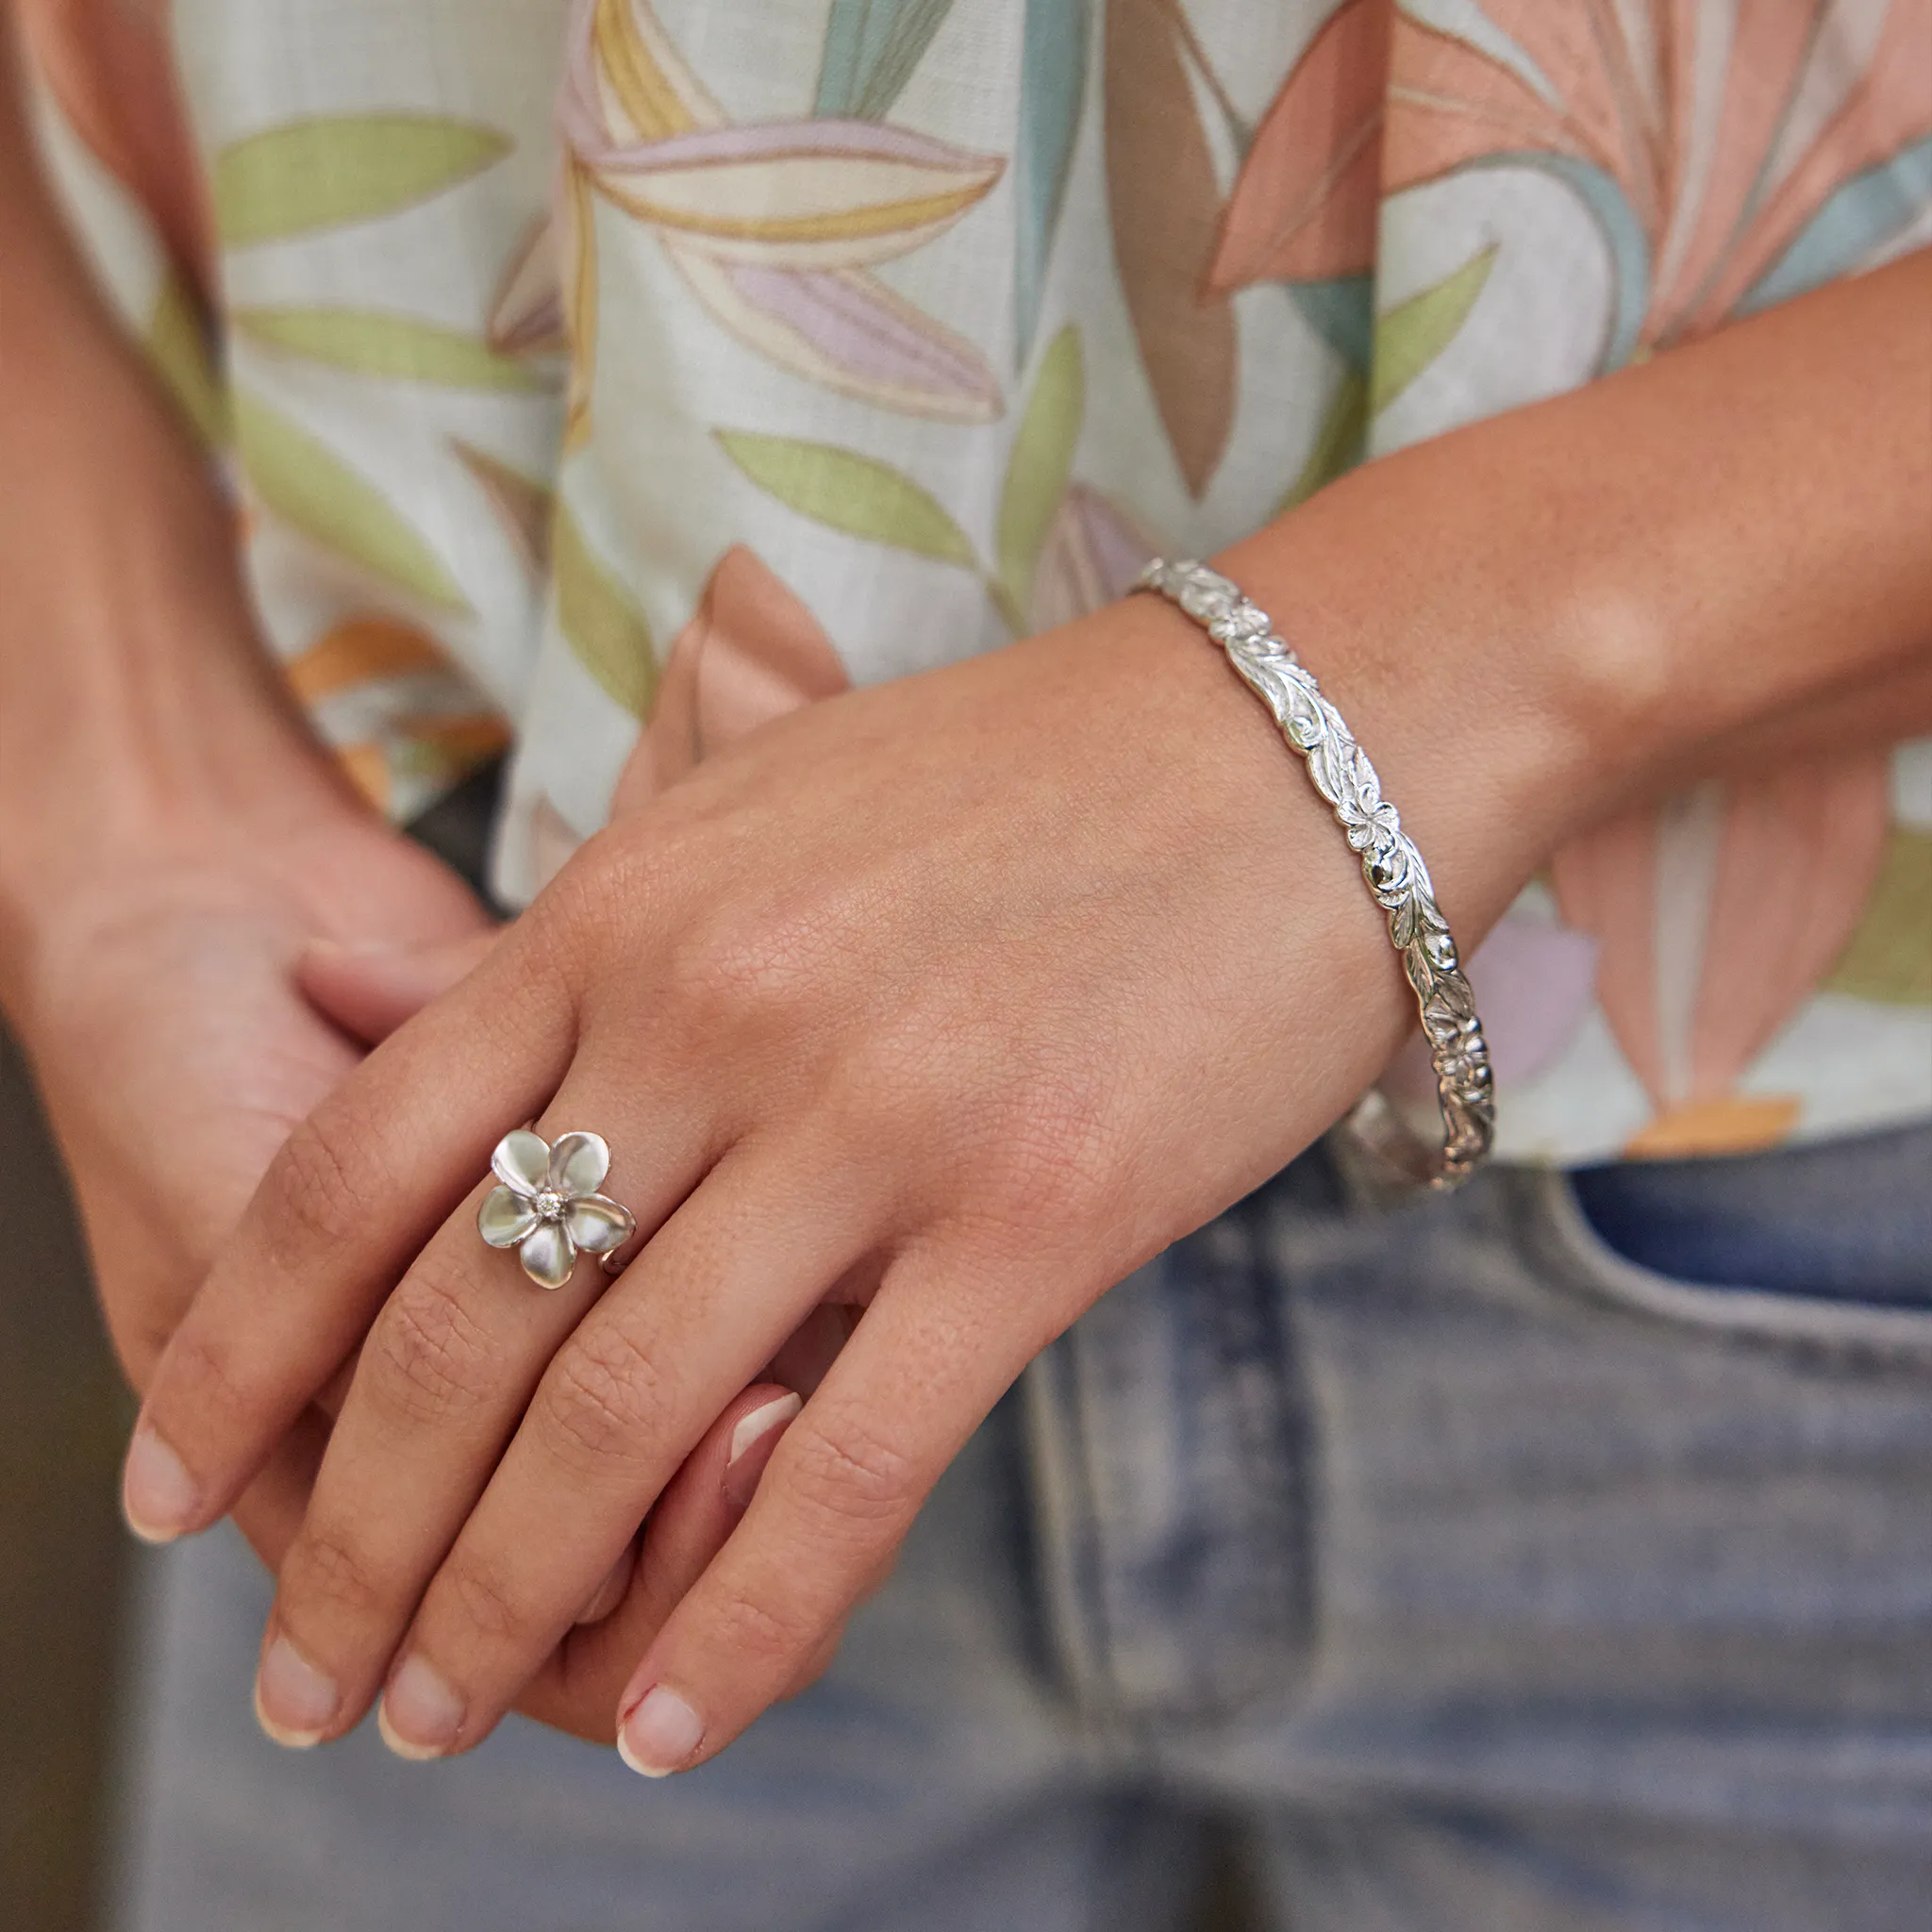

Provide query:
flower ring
left=477, top=1129, right=638, bottom=1289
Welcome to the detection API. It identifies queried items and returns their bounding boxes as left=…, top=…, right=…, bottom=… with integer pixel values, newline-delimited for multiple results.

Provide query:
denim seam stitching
left=1513, top=1165, right=1932, bottom=1361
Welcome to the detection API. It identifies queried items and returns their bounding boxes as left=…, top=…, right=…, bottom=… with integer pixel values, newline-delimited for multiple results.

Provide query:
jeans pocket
left=1512, top=1125, right=1932, bottom=1358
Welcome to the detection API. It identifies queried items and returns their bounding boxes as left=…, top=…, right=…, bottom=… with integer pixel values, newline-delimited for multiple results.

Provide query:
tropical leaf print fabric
left=20, top=0, right=1932, bottom=1165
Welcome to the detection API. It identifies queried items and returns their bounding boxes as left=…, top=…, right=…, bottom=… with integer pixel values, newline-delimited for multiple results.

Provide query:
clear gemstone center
left=533, top=1188, right=568, bottom=1221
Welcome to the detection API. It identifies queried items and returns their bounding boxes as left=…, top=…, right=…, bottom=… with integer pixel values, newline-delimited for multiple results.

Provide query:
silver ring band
left=1138, top=558, right=1494, bottom=1191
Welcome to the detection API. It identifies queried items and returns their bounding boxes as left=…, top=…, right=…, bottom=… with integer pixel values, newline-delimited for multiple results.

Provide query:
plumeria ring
left=477, top=1128, right=638, bottom=1289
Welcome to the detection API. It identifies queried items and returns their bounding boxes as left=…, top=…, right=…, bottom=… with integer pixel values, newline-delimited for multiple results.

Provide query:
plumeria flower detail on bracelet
left=478, top=1130, right=637, bottom=1289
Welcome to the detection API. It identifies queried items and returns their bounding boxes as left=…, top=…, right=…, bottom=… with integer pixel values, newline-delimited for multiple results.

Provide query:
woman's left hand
left=117, top=563, right=1553, bottom=1770
left=110, top=253, right=1932, bottom=1769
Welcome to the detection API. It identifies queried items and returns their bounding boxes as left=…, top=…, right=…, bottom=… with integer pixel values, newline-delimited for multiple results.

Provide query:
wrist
left=0, top=362, right=364, bottom=932
left=1211, top=464, right=1607, bottom=942
left=1225, top=256, right=1932, bottom=864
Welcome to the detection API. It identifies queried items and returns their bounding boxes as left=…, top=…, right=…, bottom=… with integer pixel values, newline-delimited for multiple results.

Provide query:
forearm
left=1222, top=250, right=1932, bottom=908
left=0, top=19, right=356, bottom=959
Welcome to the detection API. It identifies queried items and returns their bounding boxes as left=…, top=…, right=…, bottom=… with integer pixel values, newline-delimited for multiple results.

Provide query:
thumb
left=296, top=928, right=500, bottom=1044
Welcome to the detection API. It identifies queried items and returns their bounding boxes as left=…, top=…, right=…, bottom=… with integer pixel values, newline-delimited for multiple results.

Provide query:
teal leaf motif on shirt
left=1014, top=0, right=1092, bottom=361
left=213, top=115, right=511, bottom=248
left=814, top=0, right=958, bottom=120
left=1370, top=242, right=1498, bottom=418
left=716, top=431, right=979, bottom=571
left=1740, top=135, right=1932, bottom=318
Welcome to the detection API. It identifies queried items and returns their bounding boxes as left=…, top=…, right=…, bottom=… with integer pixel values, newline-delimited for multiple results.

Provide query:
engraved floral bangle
left=1138, top=558, right=1495, bottom=1191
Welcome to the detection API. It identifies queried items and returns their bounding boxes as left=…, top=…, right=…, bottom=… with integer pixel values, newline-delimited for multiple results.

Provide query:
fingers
left=297, top=932, right=499, bottom=1047
left=225, top=1406, right=333, bottom=1574
left=574, top=1544, right=635, bottom=1627
left=247, top=1177, right=639, bottom=1747
left=508, top=1381, right=802, bottom=1743
left=246, top=1091, right=741, bottom=1749
left=355, top=1145, right=874, bottom=1760
left=613, top=1249, right=1024, bottom=1776
left=121, top=940, right=575, bottom=1546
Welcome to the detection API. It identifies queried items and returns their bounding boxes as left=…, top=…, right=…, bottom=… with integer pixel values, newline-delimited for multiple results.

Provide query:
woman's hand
left=113, top=253, right=1932, bottom=1766
left=5, top=808, right=493, bottom=1561
left=0, top=13, right=826, bottom=1743
left=116, top=565, right=1557, bottom=1765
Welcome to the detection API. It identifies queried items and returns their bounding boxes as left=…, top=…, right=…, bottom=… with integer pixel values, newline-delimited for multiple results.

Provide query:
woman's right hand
left=4, top=810, right=494, bottom=1560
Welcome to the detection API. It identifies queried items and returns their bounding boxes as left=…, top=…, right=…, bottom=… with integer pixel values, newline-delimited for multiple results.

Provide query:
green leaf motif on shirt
left=996, top=325, right=1084, bottom=621
left=233, top=390, right=468, bottom=611
left=145, top=271, right=229, bottom=450
left=1823, top=824, right=1932, bottom=1006
left=554, top=506, right=658, bottom=717
left=716, top=431, right=978, bottom=572
left=814, top=0, right=958, bottom=119
left=233, top=308, right=545, bottom=391
left=1370, top=242, right=1498, bottom=418
left=213, top=116, right=512, bottom=248
left=1276, top=366, right=1366, bottom=515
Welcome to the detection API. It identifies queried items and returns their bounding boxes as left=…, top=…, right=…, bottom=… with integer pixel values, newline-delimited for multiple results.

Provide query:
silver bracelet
left=1138, top=558, right=1494, bottom=1191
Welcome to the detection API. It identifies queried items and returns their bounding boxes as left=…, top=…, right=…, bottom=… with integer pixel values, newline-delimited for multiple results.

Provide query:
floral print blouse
left=19, top=0, right=1932, bottom=1165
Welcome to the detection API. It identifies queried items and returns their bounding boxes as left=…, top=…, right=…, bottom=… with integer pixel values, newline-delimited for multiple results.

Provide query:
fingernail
left=122, top=1424, right=196, bottom=1544
left=254, top=1635, right=340, bottom=1749
left=378, top=1655, right=465, bottom=1761
left=617, top=1686, right=704, bottom=1778
left=301, top=936, right=398, bottom=958
left=724, top=1391, right=801, bottom=1511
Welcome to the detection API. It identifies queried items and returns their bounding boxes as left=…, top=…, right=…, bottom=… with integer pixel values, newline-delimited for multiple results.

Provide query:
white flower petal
left=565, top=1194, right=634, bottom=1254
left=548, top=1131, right=610, bottom=1197
left=478, top=1186, right=540, bottom=1248
left=491, top=1128, right=552, bottom=1197
left=519, top=1221, right=576, bottom=1290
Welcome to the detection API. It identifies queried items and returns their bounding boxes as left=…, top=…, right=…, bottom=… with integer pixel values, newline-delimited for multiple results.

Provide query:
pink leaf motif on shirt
left=1386, top=0, right=1932, bottom=352
left=1550, top=752, right=1893, bottom=1123
left=612, top=546, right=851, bottom=815
left=1206, top=0, right=1391, bottom=291
left=1027, top=485, right=1155, bottom=633
left=1103, top=0, right=1239, bottom=496
left=487, top=215, right=569, bottom=358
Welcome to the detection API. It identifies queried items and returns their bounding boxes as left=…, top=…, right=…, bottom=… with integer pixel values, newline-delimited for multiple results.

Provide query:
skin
left=0, top=14, right=770, bottom=1726
left=117, top=241, right=1932, bottom=1779
left=5, top=0, right=1929, bottom=1785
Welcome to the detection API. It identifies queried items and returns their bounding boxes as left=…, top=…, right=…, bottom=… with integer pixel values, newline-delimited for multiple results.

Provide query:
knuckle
left=261, top=1112, right=379, bottom=1261
left=663, top=914, right=785, bottom=1024
left=545, top=827, right=694, bottom=988
left=158, top=1324, right=258, bottom=1441
left=658, top=885, right=856, bottom=1041
left=779, top=1409, right=917, bottom=1537
left=368, top=1251, right=505, bottom=1426
left=288, top=1522, right=387, bottom=1621
left=705, top=1577, right=811, bottom=1670
left=438, top=1548, right=533, bottom=1647
left=534, top=1322, right=668, bottom=1471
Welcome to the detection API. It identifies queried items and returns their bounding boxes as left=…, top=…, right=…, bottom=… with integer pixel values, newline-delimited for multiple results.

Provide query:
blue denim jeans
left=113, top=1124, right=1932, bottom=1931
